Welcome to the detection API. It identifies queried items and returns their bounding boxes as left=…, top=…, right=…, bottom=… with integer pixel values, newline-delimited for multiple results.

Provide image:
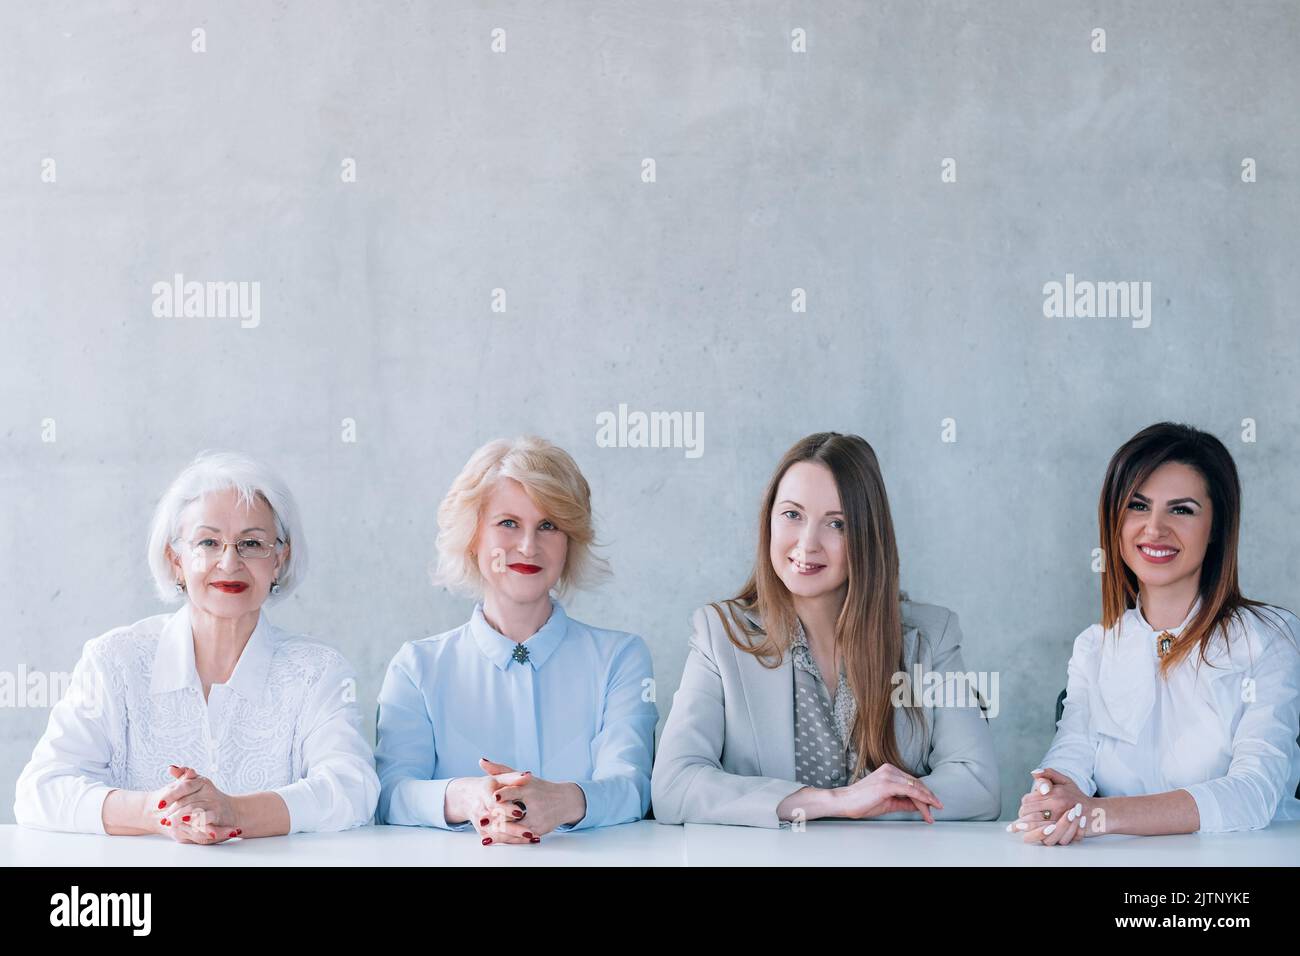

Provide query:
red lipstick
left=508, top=563, right=542, bottom=575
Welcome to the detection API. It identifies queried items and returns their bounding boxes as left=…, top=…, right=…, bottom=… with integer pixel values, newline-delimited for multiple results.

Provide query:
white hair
left=146, top=450, right=308, bottom=605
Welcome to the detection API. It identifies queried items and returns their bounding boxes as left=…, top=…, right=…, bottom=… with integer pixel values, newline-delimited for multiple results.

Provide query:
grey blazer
left=651, top=599, right=1001, bottom=827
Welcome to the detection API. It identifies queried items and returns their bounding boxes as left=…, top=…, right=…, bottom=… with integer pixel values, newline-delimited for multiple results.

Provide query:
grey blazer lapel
left=735, top=610, right=796, bottom=781
left=895, top=624, right=930, bottom=768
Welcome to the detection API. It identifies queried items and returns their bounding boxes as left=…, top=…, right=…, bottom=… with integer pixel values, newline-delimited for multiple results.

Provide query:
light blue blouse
left=375, top=599, right=657, bottom=831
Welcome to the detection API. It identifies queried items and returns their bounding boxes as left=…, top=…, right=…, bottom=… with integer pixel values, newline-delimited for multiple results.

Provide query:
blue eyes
left=498, top=519, right=557, bottom=531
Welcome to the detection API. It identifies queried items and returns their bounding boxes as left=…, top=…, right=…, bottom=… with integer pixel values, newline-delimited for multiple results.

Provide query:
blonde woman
left=652, top=432, right=1000, bottom=827
left=13, top=451, right=380, bottom=842
left=375, top=437, right=656, bottom=845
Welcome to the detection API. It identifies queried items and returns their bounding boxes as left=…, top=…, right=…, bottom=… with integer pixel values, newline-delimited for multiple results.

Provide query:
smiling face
left=167, top=487, right=287, bottom=619
left=474, top=477, right=568, bottom=606
left=1120, top=461, right=1213, bottom=594
left=768, top=461, right=850, bottom=601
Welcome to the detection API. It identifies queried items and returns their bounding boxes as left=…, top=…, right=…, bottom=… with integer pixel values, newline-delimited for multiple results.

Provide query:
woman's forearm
left=442, top=777, right=472, bottom=824
left=230, top=792, right=291, bottom=838
left=1094, top=789, right=1200, bottom=836
left=560, top=782, right=587, bottom=826
left=102, top=789, right=154, bottom=835
left=777, top=786, right=836, bottom=822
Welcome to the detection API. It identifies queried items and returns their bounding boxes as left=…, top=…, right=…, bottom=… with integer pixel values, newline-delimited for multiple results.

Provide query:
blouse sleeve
left=374, top=643, right=469, bottom=830
left=270, top=650, right=380, bottom=833
left=13, top=636, right=122, bottom=834
left=1038, top=626, right=1101, bottom=797
left=555, top=634, right=657, bottom=831
left=1181, top=613, right=1300, bottom=832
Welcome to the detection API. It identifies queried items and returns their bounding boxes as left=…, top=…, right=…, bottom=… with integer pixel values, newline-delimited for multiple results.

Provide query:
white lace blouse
left=13, top=604, right=380, bottom=834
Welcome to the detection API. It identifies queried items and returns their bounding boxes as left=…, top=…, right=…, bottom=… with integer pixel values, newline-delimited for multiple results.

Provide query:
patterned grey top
left=789, top=619, right=863, bottom=789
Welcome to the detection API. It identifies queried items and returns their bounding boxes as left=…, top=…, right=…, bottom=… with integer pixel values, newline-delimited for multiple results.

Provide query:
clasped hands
left=1006, top=767, right=1094, bottom=846
left=147, top=764, right=243, bottom=844
left=445, top=757, right=586, bottom=846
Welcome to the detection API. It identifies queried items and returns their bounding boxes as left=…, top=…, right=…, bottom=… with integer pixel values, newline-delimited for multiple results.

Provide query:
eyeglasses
left=174, top=536, right=284, bottom=562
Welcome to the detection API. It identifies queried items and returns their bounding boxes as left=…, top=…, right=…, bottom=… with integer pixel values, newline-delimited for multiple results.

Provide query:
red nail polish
left=479, top=817, right=489, bottom=826
left=494, top=794, right=501, bottom=801
left=160, top=819, right=168, bottom=826
left=530, top=837, right=540, bottom=844
left=482, top=837, right=492, bottom=845
left=523, top=832, right=533, bottom=839
left=235, top=829, right=242, bottom=835
left=182, top=815, right=190, bottom=822
left=158, top=800, right=167, bottom=809
left=228, top=831, right=238, bottom=838
left=209, top=832, right=216, bottom=839
left=512, top=810, right=523, bottom=817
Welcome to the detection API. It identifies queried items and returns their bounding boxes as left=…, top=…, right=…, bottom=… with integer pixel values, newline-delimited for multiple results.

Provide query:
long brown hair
left=1099, top=422, right=1291, bottom=676
left=712, top=432, right=921, bottom=779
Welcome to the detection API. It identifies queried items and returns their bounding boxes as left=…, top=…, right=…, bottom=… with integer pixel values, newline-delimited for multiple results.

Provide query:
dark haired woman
left=1012, top=422, right=1300, bottom=845
left=651, top=432, right=1000, bottom=826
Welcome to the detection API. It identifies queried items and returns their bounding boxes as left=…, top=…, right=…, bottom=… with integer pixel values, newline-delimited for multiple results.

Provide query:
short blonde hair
left=433, top=436, right=608, bottom=598
left=147, top=450, right=307, bottom=605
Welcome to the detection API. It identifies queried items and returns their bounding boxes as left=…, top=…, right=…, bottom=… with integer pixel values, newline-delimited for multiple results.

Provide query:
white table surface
left=2, top=820, right=1296, bottom=866
left=0, top=820, right=681, bottom=867
left=682, top=820, right=1300, bottom=866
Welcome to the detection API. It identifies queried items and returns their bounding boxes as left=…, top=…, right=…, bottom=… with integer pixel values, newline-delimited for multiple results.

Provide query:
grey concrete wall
left=2, top=1, right=1298, bottom=824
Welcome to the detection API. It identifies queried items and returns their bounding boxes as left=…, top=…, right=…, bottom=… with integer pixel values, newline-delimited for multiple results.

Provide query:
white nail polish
left=1038, top=781, right=1050, bottom=795
left=1030, top=768, right=1044, bottom=774
left=1067, top=807, right=1078, bottom=821
left=1074, top=802, right=1083, bottom=814
left=1044, top=824, right=1056, bottom=835
left=1005, top=823, right=1014, bottom=832
left=1015, top=822, right=1029, bottom=830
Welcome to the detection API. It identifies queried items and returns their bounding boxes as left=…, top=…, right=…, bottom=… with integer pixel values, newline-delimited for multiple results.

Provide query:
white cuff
left=272, top=780, right=319, bottom=834
left=1183, top=783, right=1224, bottom=833
left=74, top=783, right=112, bottom=835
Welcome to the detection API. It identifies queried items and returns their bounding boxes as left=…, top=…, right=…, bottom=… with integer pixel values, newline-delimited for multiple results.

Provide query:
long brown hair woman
left=1012, top=422, right=1300, bottom=846
left=651, top=432, right=1000, bottom=826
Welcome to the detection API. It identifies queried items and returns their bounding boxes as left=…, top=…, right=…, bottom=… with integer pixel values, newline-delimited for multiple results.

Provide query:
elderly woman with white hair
left=376, top=436, right=657, bottom=845
left=13, top=451, right=380, bottom=843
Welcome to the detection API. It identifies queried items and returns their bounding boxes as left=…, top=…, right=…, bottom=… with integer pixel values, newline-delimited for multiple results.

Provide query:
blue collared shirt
left=375, top=599, right=656, bottom=831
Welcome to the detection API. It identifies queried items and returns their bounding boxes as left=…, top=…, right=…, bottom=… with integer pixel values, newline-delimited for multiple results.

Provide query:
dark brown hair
left=1099, top=421, right=1291, bottom=675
